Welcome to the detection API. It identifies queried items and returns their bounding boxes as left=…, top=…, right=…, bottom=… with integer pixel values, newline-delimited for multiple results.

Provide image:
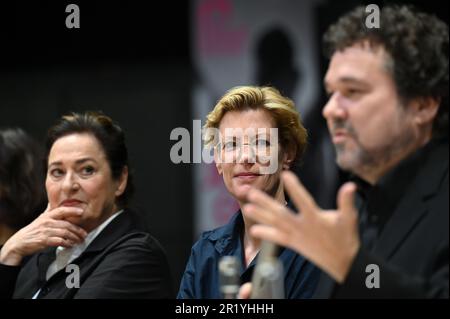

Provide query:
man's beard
left=330, top=118, right=415, bottom=178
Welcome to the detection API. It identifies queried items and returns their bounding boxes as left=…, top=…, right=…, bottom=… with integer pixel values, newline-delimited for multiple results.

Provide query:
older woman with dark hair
left=0, top=128, right=46, bottom=244
left=178, top=86, right=320, bottom=299
left=0, top=112, right=173, bottom=299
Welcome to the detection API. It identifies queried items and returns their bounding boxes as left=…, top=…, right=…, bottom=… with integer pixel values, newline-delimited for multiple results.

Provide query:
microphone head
left=250, top=240, right=285, bottom=299
left=218, top=256, right=241, bottom=299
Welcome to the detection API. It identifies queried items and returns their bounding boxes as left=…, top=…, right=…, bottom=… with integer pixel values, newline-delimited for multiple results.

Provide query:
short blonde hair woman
left=178, top=86, right=319, bottom=299
left=204, top=86, right=307, bottom=166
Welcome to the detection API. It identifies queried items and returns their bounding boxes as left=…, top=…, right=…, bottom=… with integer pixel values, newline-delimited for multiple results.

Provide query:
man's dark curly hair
left=323, top=5, right=449, bottom=138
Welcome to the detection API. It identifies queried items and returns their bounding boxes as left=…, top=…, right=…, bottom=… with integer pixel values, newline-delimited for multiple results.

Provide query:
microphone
left=218, top=256, right=241, bottom=299
left=250, top=240, right=284, bottom=299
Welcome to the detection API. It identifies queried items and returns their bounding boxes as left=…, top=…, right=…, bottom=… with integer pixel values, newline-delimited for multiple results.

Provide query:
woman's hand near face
left=0, top=205, right=88, bottom=266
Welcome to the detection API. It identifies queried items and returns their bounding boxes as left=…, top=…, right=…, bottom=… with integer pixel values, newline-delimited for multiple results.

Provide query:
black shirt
left=352, top=139, right=441, bottom=250
left=313, top=137, right=449, bottom=298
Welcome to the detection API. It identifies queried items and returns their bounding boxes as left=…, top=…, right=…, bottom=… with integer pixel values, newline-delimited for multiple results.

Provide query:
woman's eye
left=224, top=141, right=237, bottom=151
left=81, top=166, right=95, bottom=176
left=256, top=139, right=270, bottom=147
left=50, top=169, right=64, bottom=178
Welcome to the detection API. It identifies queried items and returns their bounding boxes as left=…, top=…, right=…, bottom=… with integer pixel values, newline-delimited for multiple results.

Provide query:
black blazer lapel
left=313, top=272, right=337, bottom=298
left=372, top=190, right=427, bottom=259
left=37, top=247, right=57, bottom=285
left=14, top=247, right=56, bottom=298
left=73, top=210, right=144, bottom=257
left=373, top=142, right=448, bottom=260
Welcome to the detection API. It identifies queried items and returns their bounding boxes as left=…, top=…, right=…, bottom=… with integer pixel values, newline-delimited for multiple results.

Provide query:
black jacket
left=314, top=139, right=449, bottom=298
left=0, top=210, right=174, bottom=299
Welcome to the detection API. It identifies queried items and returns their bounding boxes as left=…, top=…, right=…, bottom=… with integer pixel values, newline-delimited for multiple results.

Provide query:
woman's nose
left=237, top=143, right=256, bottom=164
left=62, top=172, right=80, bottom=193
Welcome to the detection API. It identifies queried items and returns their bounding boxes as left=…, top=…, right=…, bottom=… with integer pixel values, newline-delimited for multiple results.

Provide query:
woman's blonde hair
left=203, top=86, right=307, bottom=166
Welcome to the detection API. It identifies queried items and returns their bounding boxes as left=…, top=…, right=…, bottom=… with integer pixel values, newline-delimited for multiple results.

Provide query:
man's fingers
left=337, top=182, right=358, bottom=219
left=244, top=203, right=276, bottom=225
left=238, top=283, right=252, bottom=299
left=244, top=202, right=294, bottom=231
left=282, top=171, right=319, bottom=215
left=250, top=224, right=291, bottom=248
left=247, top=188, right=287, bottom=213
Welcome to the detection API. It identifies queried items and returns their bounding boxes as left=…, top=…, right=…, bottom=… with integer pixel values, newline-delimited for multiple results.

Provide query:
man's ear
left=410, top=97, right=440, bottom=126
left=115, top=166, right=128, bottom=197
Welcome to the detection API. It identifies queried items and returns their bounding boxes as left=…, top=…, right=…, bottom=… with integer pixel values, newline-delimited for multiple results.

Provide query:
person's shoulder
left=190, top=228, right=219, bottom=251
left=201, top=224, right=229, bottom=241
left=195, top=212, right=240, bottom=245
left=185, top=228, right=225, bottom=266
left=107, top=210, right=168, bottom=256
left=101, top=231, right=171, bottom=274
left=422, top=139, right=448, bottom=201
left=117, top=232, right=166, bottom=252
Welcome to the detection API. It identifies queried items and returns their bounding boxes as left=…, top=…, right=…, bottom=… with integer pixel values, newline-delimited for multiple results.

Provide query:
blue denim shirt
left=178, top=211, right=320, bottom=299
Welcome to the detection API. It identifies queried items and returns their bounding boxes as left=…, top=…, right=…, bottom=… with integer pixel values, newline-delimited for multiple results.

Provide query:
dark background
left=0, top=0, right=448, bottom=293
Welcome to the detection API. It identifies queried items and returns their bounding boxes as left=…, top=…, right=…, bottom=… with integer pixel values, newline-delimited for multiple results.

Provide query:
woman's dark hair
left=0, top=128, right=46, bottom=229
left=323, top=5, right=449, bottom=138
left=46, top=111, right=134, bottom=208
